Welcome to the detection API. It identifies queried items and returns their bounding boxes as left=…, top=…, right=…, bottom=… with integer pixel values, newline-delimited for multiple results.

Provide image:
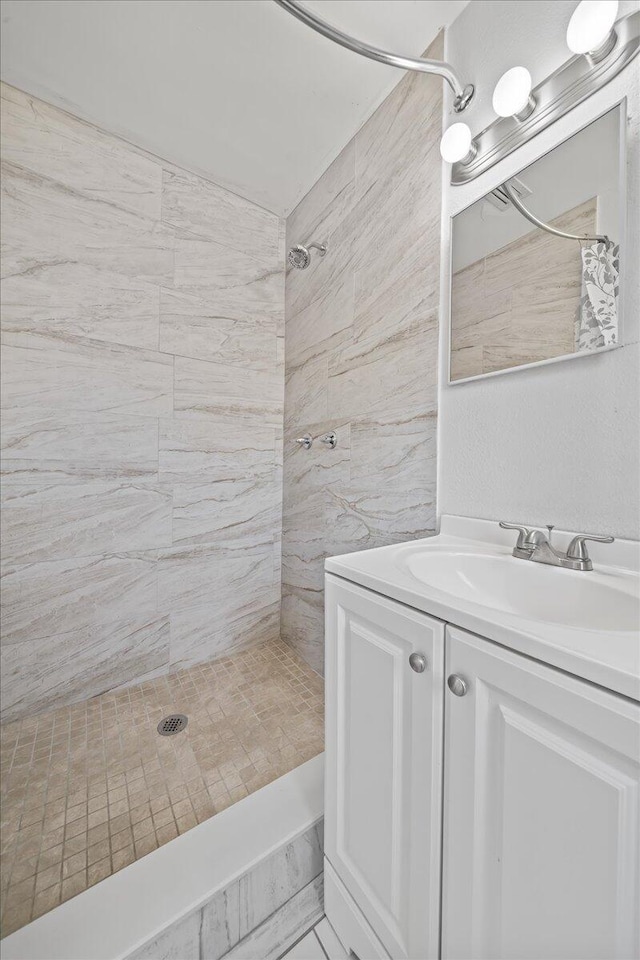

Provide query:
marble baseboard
left=125, top=819, right=324, bottom=960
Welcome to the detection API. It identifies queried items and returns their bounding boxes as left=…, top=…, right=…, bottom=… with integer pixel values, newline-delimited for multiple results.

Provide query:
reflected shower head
left=287, top=240, right=328, bottom=270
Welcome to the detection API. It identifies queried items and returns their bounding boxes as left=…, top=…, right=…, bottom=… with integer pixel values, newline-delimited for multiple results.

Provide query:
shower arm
left=502, top=182, right=608, bottom=245
left=273, top=0, right=474, bottom=112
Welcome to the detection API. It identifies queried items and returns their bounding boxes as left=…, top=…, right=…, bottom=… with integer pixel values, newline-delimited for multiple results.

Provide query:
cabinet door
left=442, top=625, right=640, bottom=960
left=324, top=574, right=445, bottom=960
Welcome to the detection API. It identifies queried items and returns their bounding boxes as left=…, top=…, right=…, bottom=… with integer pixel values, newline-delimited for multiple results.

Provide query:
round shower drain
left=157, top=714, right=188, bottom=736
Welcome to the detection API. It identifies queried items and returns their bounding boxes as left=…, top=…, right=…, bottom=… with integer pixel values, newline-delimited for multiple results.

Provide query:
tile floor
left=0, top=639, right=324, bottom=938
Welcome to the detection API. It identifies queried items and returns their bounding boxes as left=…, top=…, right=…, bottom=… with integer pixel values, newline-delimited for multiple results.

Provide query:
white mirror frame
left=445, top=98, right=627, bottom=387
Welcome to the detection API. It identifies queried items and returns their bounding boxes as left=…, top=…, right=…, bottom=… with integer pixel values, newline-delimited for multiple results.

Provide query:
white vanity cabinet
left=324, top=575, right=640, bottom=960
left=324, top=575, right=445, bottom=960
left=442, top=626, right=640, bottom=960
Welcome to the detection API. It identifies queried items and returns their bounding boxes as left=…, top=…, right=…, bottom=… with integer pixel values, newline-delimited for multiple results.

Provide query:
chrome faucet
left=499, top=522, right=614, bottom=571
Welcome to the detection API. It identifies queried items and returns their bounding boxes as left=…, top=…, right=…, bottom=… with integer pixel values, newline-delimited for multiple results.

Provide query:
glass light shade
left=566, top=0, right=618, bottom=55
left=440, top=123, right=475, bottom=164
left=492, top=67, right=534, bottom=118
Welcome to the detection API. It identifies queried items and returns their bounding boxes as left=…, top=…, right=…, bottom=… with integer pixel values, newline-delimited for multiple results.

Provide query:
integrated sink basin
left=402, top=548, right=640, bottom=632
left=325, top=515, right=640, bottom=700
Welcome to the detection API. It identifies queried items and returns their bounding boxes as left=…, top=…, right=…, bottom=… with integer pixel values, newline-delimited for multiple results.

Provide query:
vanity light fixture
left=492, top=66, right=536, bottom=120
left=566, top=0, right=619, bottom=61
left=450, top=0, right=637, bottom=184
left=440, top=123, right=477, bottom=165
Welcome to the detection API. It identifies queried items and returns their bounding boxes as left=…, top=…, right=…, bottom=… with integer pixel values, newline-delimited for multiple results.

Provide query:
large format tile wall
left=281, top=37, right=443, bottom=672
left=0, top=83, right=285, bottom=722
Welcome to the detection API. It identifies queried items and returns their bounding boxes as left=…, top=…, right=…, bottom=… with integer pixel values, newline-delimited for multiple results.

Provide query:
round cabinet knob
left=409, top=653, right=427, bottom=673
left=447, top=674, right=468, bottom=697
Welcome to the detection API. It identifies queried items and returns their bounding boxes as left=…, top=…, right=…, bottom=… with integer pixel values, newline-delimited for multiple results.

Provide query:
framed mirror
left=448, top=104, right=624, bottom=384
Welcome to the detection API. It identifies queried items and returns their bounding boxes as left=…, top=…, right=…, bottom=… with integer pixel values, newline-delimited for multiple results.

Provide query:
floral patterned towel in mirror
left=575, top=241, right=619, bottom=350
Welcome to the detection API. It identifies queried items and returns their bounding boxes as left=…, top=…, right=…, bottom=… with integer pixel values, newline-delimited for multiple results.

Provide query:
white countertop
left=325, top=516, right=640, bottom=702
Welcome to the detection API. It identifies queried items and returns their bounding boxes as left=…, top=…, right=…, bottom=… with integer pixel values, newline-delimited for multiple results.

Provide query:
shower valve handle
left=294, top=435, right=313, bottom=450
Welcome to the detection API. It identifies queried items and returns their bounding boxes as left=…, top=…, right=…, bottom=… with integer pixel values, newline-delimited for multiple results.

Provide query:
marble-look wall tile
left=162, top=168, right=280, bottom=262
left=282, top=37, right=443, bottom=673
left=284, top=218, right=354, bottom=325
left=353, top=232, right=439, bottom=348
left=286, top=141, right=356, bottom=254
left=1, top=82, right=285, bottom=717
left=349, top=411, right=437, bottom=483
left=173, top=237, right=282, bottom=321
left=1, top=84, right=162, bottom=220
left=172, top=476, right=280, bottom=547
left=1, top=413, right=159, bottom=483
left=1, top=479, right=172, bottom=564
left=169, top=602, right=280, bottom=671
left=0, top=616, right=170, bottom=723
left=285, top=275, right=353, bottom=369
left=2, top=261, right=161, bottom=350
left=284, top=357, right=328, bottom=431
left=174, top=355, right=282, bottom=426
left=158, top=542, right=277, bottom=617
left=1, top=551, right=158, bottom=645
left=327, top=321, right=439, bottom=423
left=281, top=585, right=324, bottom=676
left=354, top=50, right=442, bottom=199
left=159, top=288, right=276, bottom=364
left=1, top=332, right=174, bottom=419
left=1, top=161, right=174, bottom=285
left=158, top=417, right=277, bottom=483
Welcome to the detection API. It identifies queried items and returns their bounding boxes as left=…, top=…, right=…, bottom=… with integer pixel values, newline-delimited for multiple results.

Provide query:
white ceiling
left=0, top=0, right=467, bottom=215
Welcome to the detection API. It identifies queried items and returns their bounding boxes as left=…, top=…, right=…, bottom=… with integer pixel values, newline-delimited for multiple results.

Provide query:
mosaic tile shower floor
left=0, top=640, right=324, bottom=937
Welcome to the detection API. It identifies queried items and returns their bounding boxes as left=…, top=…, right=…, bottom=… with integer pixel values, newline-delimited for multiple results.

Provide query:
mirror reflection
left=449, top=106, right=622, bottom=382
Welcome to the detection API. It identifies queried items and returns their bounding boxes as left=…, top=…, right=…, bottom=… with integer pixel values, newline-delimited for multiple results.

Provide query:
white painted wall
left=438, top=0, right=640, bottom=539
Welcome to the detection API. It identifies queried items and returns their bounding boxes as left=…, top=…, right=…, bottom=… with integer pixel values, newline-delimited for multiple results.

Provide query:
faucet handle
left=499, top=521, right=534, bottom=549
left=566, top=534, right=614, bottom=560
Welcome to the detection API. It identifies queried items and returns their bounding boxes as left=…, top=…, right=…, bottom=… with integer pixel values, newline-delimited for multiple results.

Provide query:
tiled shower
left=1, top=33, right=442, bottom=938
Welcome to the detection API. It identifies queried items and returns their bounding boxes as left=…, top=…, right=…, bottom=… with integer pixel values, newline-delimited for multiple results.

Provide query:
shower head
left=287, top=240, right=327, bottom=270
